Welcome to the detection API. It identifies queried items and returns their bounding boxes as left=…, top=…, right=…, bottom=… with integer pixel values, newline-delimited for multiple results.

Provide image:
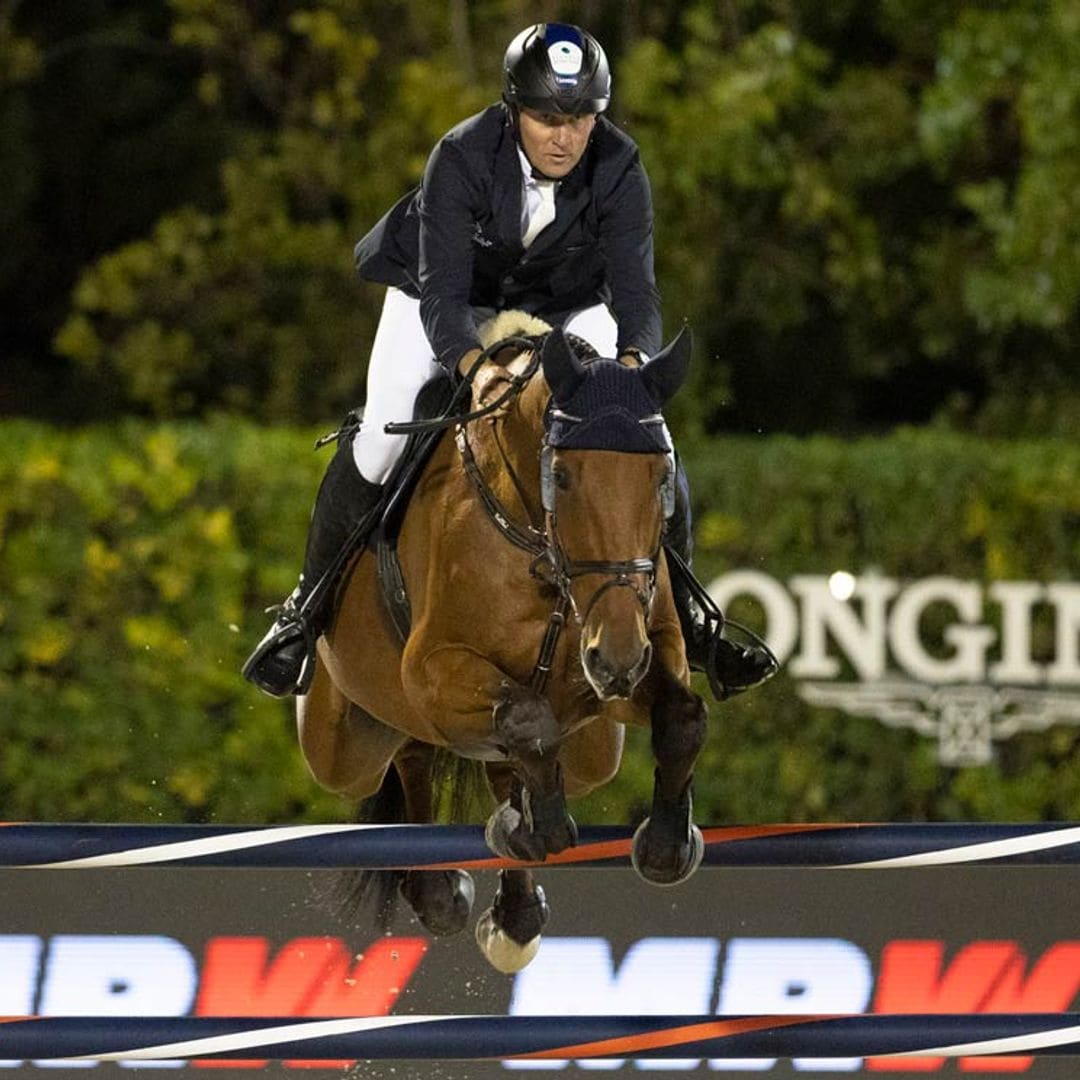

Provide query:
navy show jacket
left=354, top=104, right=663, bottom=370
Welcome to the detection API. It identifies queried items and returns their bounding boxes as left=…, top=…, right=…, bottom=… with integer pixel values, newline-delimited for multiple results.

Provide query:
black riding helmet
left=502, top=23, right=611, bottom=116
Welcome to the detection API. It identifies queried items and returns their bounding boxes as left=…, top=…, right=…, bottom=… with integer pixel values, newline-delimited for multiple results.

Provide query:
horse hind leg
left=484, top=683, right=577, bottom=861
left=631, top=667, right=708, bottom=886
left=395, top=740, right=475, bottom=937
left=338, top=738, right=475, bottom=938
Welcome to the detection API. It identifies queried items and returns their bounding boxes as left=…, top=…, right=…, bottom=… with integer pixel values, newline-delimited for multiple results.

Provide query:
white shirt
left=518, top=147, right=559, bottom=247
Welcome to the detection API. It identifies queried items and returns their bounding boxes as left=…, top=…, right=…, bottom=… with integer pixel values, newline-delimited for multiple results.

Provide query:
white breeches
left=351, top=288, right=620, bottom=483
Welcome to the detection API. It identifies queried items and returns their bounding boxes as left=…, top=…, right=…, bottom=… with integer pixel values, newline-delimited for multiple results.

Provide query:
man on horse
left=243, top=22, right=773, bottom=702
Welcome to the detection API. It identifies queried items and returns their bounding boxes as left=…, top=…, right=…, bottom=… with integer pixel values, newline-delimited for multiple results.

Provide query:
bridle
left=441, top=337, right=674, bottom=692
left=534, top=416, right=673, bottom=625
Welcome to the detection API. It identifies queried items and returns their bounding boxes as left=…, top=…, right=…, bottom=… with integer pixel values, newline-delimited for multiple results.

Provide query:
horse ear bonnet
left=542, top=328, right=680, bottom=454
left=639, top=326, right=692, bottom=408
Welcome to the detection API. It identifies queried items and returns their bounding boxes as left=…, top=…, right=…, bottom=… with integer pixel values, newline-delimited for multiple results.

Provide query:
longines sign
left=708, top=571, right=1080, bottom=766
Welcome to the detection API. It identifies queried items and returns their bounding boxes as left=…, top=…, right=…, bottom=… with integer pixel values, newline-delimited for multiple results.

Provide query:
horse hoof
left=485, top=801, right=522, bottom=857
left=485, top=801, right=545, bottom=861
left=475, top=907, right=541, bottom=974
left=630, top=818, right=705, bottom=886
left=399, top=869, right=475, bottom=936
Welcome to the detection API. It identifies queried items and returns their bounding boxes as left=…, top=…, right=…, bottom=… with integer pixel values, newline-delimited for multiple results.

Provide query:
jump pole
left=4, top=821, right=1080, bottom=869
left=4, top=1014, right=1080, bottom=1061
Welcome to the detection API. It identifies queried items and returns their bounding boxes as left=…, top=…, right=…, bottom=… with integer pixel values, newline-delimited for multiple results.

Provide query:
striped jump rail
left=4, top=1014, right=1080, bottom=1061
left=3, top=821, right=1080, bottom=870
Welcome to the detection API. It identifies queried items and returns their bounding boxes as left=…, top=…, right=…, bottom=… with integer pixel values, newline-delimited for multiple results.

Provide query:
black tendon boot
left=665, top=463, right=776, bottom=701
left=243, top=444, right=384, bottom=697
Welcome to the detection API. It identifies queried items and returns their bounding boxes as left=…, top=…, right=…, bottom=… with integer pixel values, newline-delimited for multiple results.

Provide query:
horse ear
left=639, top=325, right=692, bottom=407
left=541, top=327, right=586, bottom=403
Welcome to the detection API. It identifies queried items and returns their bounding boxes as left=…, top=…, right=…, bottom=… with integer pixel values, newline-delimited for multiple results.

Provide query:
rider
left=243, top=22, right=773, bottom=701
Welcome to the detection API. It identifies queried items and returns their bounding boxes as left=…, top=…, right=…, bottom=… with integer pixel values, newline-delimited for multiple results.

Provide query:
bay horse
left=297, top=315, right=708, bottom=972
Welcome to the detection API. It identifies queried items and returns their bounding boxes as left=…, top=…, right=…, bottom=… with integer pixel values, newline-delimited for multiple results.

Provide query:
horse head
left=541, top=326, right=691, bottom=701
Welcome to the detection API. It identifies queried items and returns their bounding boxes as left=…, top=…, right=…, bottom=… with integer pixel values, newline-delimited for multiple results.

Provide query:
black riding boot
left=243, top=443, right=384, bottom=698
left=665, top=462, right=775, bottom=701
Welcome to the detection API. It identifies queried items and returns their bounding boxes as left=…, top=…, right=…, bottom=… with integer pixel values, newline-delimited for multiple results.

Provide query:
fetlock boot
left=242, top=444, right=384, bottom=697
left=665, top=462, right=775, bottom=701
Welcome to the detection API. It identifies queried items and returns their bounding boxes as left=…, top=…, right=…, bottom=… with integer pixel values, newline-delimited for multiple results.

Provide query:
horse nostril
left=639, top=642, right=653, bottom=676
left=584, top=645, right=603, bottom=673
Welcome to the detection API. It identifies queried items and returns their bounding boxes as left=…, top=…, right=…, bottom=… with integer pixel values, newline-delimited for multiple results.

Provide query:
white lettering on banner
left=0, top=937, right=42, bottom=1069
left=710, top=571, right=800, bottom=665
left=1047, top=583, right=1080, bottom=683
left=988, top=582, right=1044, bottom=683
left=36, top=936, right=196, bottom=1071
left=709, top=938, right=872, bottom=1073
left=505, top=937, right=720, bottom=1071
left=887, top=578, right=995, bottom=684
left=786, top=576, right=896, bottom=681
left=708, top=571, right=1080, bottom=765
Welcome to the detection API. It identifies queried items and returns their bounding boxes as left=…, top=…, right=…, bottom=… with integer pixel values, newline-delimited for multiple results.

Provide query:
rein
left=384, top=336, right=542, bottom=437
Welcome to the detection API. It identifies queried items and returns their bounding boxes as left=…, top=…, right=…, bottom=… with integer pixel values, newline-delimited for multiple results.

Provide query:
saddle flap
left=374, top=369, right=458, bottom=641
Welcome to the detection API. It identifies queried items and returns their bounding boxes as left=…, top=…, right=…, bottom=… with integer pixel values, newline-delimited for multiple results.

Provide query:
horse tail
left=432, top=749, right=488, bottom=824
left=334, top=764, right=408, bottom=932
left=332, top=752, right=488, bottom=931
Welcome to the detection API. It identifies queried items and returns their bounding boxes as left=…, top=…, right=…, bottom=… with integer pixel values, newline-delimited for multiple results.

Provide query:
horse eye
left=553, top=464, right=570, bottom=490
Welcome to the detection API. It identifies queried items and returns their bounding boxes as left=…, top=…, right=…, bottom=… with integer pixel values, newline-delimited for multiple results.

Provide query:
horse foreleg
left=474, top=867, right=549, bottom=974
left=394, top=740, right=475, bottom=937
left=632, top=665, right=708, bottom=886
left=474, top=762, right=549, bottom=973
left=404, top=645, right=576, bottom=859
left=485, top=682, right=577, bottom=861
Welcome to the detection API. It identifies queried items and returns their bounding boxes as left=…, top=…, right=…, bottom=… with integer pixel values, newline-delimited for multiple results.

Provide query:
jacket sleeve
left=417, top=139, right=485, bottom=371
left=599, top=157, right=663, bottom=356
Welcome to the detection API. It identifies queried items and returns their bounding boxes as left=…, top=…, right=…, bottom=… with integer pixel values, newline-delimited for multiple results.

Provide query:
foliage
left=0, top=417, right=340, bottom=823
left=2, top=419, right=1079, bottom=826
left=51, top=0, right=492, bottom=423
left=2, top=1, right=1078, bottom=433
left=622, top=0, right=1080, bottom=439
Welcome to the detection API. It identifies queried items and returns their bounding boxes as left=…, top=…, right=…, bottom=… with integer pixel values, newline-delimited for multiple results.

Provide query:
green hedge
left=2, top=420, right=1078, bottom=825
left=672, top=430, right=1080, bottom=826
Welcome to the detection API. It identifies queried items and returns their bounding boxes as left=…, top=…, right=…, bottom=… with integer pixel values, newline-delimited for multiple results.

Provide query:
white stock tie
left=522, top=178, right=557, bottom=248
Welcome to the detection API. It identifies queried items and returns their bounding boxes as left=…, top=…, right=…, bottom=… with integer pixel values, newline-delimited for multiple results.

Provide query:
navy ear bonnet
left=546, top=359, right=671, bottom=453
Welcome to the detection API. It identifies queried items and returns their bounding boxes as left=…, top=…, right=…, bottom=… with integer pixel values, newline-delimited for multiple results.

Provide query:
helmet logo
left=548, top=41, right=584, bottom=79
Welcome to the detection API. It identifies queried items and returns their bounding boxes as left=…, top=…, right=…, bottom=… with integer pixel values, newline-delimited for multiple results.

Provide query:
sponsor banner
left=0, top=868, right=1077, bottom=1078
left=708, top=572, right=1080, bottom=765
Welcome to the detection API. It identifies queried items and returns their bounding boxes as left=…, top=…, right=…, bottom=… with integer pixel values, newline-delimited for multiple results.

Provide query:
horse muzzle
left=582, top=636, right=652, bottom=701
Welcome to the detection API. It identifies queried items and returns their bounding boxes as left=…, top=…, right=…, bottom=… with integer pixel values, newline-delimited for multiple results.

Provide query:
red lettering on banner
left=867, top=940, right=1020, bottom=1072
left=192, top=936, right=427, bottom=1069
left=868, top=940, right=1080, bottom=1073
left=959, top=942, right=1080, bottom=1073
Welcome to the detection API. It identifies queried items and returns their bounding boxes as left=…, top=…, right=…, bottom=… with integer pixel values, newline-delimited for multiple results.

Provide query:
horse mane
left=475, top=311, right=554, bottom=435
left=477, top=310, right=552, bottom=348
